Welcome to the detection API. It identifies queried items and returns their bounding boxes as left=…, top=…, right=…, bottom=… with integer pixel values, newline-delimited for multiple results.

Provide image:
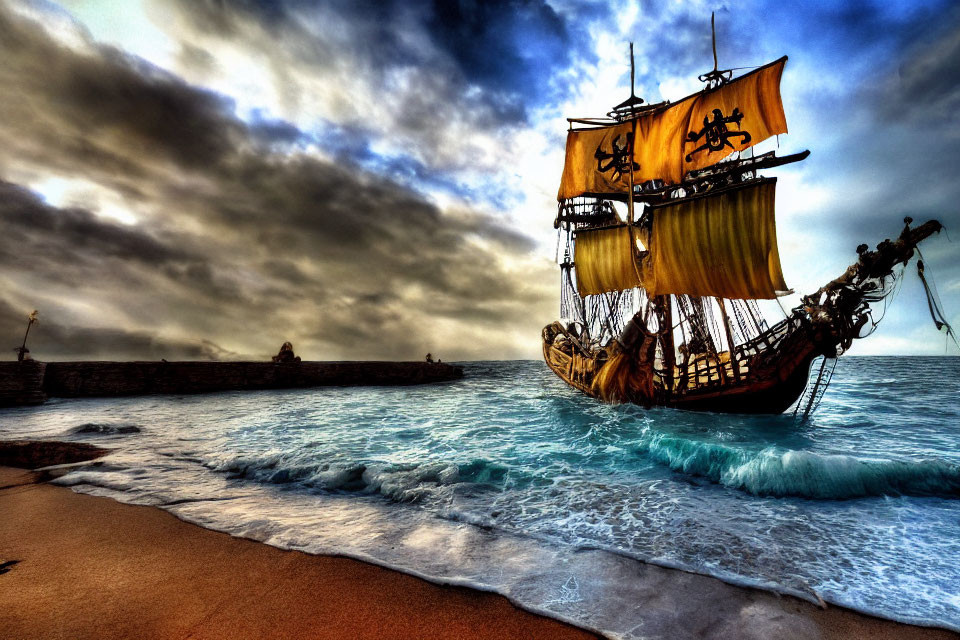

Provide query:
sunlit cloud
left=0, top=0, right=957, bottom=360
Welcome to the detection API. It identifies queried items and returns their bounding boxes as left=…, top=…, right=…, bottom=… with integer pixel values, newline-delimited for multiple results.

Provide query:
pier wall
left=0, top=361, right=47, bottom=407
left=0, top=361, right=463, bottom=406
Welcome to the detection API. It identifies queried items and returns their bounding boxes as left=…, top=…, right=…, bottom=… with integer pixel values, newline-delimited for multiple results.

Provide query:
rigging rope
left=916, top=249, right=960, bottom=351
left=747, top=300, right=769, bottom=331
left=730, top=300, right=751, bottom=344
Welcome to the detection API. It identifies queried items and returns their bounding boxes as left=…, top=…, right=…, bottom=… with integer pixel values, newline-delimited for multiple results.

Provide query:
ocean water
left=2, top=357, right=959, bottom=636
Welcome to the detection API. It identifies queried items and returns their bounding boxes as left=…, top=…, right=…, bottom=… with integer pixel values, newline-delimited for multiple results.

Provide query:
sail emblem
left=684, top=107, right=752, bottom=162
left=594, top=133, right=639, bottom=182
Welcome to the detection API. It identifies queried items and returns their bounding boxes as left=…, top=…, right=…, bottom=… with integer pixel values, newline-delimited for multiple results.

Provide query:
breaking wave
left=204, top=434, right=960, bottom=503
left=205, top=453, right=514, bottom=503
left=641, top=433, right=960, bottom=499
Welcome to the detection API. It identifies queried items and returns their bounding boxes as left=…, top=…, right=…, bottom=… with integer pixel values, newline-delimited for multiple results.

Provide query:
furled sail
left=558, top=121, right=635, bottom=200
left=634, top=57, right=788, bottom=185
left=640, top=178, right=787, bottom=299
left=574, top=224, right=644, bottom=296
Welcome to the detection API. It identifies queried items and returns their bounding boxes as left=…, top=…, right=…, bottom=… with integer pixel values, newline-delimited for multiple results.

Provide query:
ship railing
left=666, top=314, right=806, bottom=393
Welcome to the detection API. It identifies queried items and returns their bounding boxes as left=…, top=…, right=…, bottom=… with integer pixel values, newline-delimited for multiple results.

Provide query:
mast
left=711, top=12, right=718, bottom=76
left=627, top=42, right=637, bottom=224
left=658, top=295, right=675, bottom=391
left=698, top=11, right=732, bottom=89
left=716, top=298, right=741, bottom=382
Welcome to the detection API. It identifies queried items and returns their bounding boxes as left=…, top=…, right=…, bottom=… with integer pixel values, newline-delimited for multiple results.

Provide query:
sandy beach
left=0, top=442, right=957, bottom=640
left=0, top=463, right=597, bottom=639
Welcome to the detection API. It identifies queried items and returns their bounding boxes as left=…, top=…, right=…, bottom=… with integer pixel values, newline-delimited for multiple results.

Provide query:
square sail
left=642, top=178, right=788, bottom=299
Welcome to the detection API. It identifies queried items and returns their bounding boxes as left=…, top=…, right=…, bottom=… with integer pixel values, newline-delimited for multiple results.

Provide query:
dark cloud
left=0, top=181, right=188, bottom=266
left=183, top=0, right=573, bottom=102
left=143, top=0, right=546, bottom=211
left=248, top=114, right=306, bottom=147
left=0, top=2, right=555, bottom=361
left=164, top=0, right=570, bottom=125
left=60, top=52, right=241, bottom=168
left=176, top=41, right=218, bottom=77
left=877, top=10, right=960, bottom=132
left=161, top=0, right=263, bottom=38
left=814, top=3, right=960, bottom=227
left=0, top=297, right=238, bottom=361
left=0, top=7, right=241, bottom=170
left=426, top=0, right=570, bottom=99
left=636, top=5, right=733, bottom=86
left=0, top=178, right=260, bottom=334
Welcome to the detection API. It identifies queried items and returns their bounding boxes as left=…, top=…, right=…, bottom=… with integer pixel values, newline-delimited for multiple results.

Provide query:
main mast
left=626, top=42, right=637, bottom=225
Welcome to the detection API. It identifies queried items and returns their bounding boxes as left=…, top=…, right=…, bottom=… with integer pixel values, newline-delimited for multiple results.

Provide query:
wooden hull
left=543, top=318, right=819, bottom=414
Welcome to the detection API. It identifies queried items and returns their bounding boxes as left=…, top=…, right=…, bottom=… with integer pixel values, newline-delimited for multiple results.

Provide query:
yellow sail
left=641, top=179, right=787, bottom=299
left=557, top=58, right=788, bottom=199
left=558, top=121, right=635, bottom=200
left=633, top=57, right=788, bottom=185
left=574, top=225, right=644, bottom=296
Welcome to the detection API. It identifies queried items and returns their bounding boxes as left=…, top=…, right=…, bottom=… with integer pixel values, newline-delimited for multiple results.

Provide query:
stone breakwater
left=0, top=360, right=463, bottom=407
left=0, top=361, right=46, bottom=407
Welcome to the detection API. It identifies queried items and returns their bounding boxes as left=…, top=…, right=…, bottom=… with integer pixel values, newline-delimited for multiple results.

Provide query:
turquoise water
left=2, top=356, right=959, bottom=635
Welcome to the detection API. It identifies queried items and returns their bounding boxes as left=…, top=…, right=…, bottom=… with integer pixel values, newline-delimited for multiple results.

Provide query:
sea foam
left=206, top=452, right=515, bottom=503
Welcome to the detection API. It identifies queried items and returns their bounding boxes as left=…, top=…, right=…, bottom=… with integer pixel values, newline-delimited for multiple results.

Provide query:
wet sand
left=0, top=443, right=957, bottom=640
left=0, top=465, right=598, bottom=640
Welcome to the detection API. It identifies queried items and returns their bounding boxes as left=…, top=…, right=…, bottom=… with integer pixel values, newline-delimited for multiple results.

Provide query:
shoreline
left=0, top=464, right=599, bottom=640
left=1, top=443, right=958, bottom=639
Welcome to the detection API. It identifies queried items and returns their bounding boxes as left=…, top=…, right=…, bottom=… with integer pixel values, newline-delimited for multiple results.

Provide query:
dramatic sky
left=1, top=0, right=958, bottom=361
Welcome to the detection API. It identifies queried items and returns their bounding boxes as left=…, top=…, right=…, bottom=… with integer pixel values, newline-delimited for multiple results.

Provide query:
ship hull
left=542, top=319, right=818, bottom=414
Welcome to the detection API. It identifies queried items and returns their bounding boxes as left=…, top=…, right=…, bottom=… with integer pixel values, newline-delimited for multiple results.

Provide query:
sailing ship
left=543, top=22, right=950, bottom=416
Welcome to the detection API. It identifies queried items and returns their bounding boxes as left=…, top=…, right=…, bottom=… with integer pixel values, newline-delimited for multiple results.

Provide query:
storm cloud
left=0, top=1, right=555, bottom=361
left=0, top=0, right=957, bottom=360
